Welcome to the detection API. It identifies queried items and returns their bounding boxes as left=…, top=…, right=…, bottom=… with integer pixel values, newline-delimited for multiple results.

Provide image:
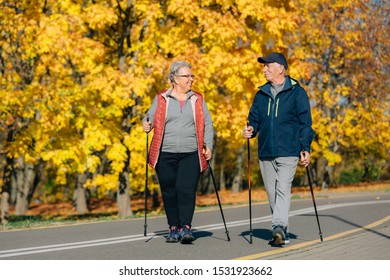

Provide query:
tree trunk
left=74, top=173, right=89, bottom=214
left=15, top=158, right=35, bottom=215
left=10, top=169, right=17, bottom=205
left=152, top=190, right=160, bottom=208
left=231, top=146, right=244, bottom=193
left=200, top=157, right=215, bottom=195
left=1, top=156, right=13, bottom=224
left=28, top=160, right=45, bottom=205
left=316, top=156, right=328, bottom=190
left=327, top=145, right=338, bottom=186
left=363, top=155, right=377, bottom=182
left=0, top=192, right=10, bottom=225
left=327, top=165, right=335, bottom=186
left=200, top=169, right=210, bottom=195
left=117, top=169, right=132, bottom=217
left=15, top=157, right=25, bottom=215
left=219, top=160, right=226, bottom=191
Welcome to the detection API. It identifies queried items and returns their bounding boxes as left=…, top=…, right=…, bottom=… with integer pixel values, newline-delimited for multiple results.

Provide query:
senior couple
left=142, top=52, right=314, bottom=246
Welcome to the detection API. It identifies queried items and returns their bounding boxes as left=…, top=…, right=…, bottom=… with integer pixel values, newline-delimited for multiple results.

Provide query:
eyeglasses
left=175, top=74, right=195, bottom=79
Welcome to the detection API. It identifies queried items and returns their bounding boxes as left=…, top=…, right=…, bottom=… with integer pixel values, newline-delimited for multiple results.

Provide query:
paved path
left=1, top=191, right=389, bottom=280
left=236, top=214, right=390, bottom=260
left=1, top=192, right=389, bottom=261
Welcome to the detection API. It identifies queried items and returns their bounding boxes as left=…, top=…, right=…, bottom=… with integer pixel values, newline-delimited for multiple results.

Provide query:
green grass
left=1, top=212, right=119, bottom=231
left=0, top=208, right=168, bottom=231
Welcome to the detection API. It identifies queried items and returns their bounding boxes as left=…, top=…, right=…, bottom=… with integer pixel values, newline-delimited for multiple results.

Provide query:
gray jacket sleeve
left=203, top=99, right=214, bottom=150
left=142, top=96, right=158, bottom=129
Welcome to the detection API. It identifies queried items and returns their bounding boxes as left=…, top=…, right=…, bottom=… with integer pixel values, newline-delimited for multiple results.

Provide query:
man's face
left=263, top=62, right=284, bottom=83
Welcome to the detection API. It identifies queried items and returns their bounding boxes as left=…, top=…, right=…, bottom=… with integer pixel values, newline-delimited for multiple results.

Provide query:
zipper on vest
left=275, top=98, right=280, bottom=117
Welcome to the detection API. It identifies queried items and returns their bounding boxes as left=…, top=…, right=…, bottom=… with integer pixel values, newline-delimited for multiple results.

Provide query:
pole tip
left=144, top=224, right=148, bottom=236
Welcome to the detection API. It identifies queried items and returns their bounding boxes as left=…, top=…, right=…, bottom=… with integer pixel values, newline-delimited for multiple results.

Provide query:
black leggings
left=156, top=151, right=201, bottom=228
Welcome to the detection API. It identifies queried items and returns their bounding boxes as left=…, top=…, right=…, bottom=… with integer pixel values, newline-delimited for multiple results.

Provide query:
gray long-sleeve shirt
left=143, top=88, right=214, bottom=153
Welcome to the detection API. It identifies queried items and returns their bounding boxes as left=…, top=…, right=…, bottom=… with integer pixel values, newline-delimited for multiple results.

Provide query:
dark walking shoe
left=179, top=225, right=195, bottom=244
left=269, top=225, right=287, bottom=246
left=166, top=226, right=179, bottom=243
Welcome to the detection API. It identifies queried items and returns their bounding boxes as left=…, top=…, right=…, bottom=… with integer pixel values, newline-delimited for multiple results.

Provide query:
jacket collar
left=258, top=75, right=298, bottom=96
left=163, top=86, right=195, bottom=99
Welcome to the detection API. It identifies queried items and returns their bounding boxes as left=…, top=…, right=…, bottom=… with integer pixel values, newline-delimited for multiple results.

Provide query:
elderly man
left=242, top=52, right=314, bottom=245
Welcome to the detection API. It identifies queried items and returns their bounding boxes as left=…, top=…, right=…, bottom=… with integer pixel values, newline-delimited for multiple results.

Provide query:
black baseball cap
left=257, top=52, right=288, bottom=70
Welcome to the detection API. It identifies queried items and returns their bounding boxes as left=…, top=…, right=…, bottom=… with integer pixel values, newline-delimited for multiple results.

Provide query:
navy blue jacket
left=248, top=76, right=314, bottom=159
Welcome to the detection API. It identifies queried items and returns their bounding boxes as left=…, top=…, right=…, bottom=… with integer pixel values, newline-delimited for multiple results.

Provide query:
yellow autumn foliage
left=1, top=0, right=389, bottom=209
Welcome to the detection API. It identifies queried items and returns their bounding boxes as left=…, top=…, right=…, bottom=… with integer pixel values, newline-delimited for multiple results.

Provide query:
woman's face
left=174, top=66, right=194, bottom=92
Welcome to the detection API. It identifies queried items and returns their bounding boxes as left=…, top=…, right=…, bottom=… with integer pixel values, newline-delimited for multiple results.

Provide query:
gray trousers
left=259, top=157, right=299, bottom=229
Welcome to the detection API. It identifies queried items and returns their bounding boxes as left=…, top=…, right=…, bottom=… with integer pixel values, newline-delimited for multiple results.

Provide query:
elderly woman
left=142, top=61, right=214, bottom=244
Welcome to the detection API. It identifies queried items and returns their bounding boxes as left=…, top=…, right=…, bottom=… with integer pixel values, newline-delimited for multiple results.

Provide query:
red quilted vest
left=148, top=90, right=208, bottom=172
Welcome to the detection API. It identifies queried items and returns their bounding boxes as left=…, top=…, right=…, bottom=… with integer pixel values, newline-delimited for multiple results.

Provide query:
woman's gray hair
left=168, top=61, right=191, bottom=82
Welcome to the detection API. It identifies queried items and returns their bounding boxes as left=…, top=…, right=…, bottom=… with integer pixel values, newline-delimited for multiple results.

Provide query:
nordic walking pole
left=144, top=115, right=150, bottom=236
left=247, top=120, right=253, bottom=244
left=204, top=144, right=230, bottom=241
left=306, top=164, right=323, bottom=242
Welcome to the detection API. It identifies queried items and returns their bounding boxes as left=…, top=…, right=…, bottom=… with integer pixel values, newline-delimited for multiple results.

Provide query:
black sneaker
left=166, top=226, right=179, bottom=243
left=269, top=225, right=286, bottom=246
left=179, top=225, right=195, bottom=244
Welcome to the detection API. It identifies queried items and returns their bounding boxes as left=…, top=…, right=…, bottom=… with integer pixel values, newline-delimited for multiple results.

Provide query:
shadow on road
left=144, top=229, right=220, bottom=242
left=299, top=213, right=390, bottom=239
left=239, top=228, right=298, bottom=244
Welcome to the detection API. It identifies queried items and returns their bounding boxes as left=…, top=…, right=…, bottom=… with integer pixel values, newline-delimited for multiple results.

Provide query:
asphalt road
left=1, top=191, right=389, bottom=260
